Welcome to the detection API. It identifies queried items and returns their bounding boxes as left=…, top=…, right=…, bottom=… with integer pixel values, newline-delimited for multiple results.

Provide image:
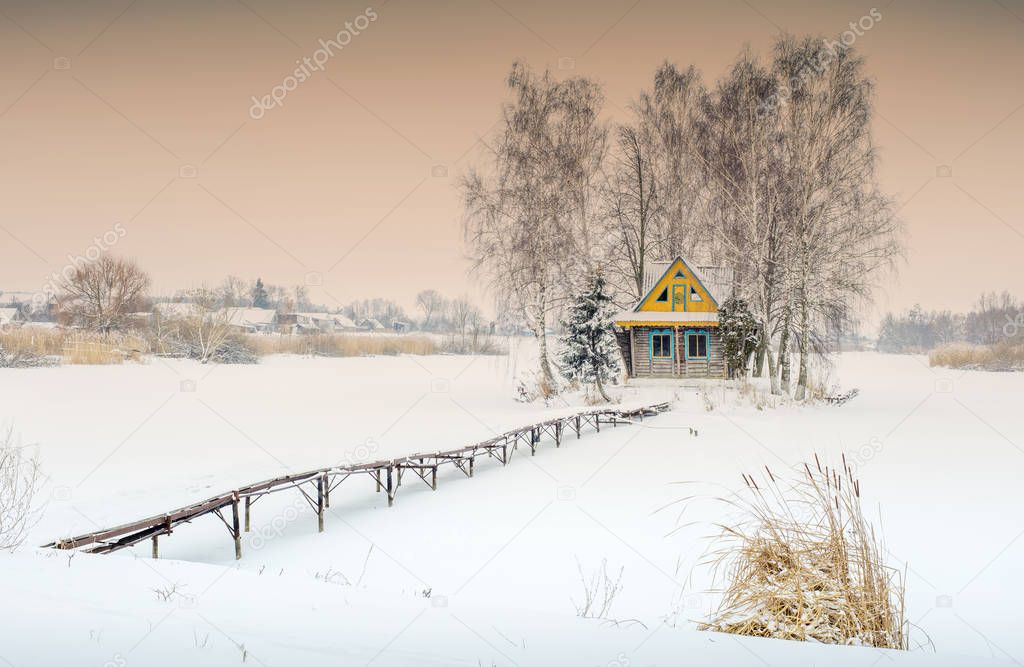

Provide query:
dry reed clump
left=244, top=334, right=438, bottom=357
left=0, top=328, right=146, bottom=366
left=701, top=455, right=908, bottom=650
left=929, top=341, right=1024, bottom=371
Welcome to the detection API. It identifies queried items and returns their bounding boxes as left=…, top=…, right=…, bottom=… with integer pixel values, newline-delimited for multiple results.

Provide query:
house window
left=686, top=332, right=708, bottom=359
left=651, top=330, right=673, bottom=359
left=689, top=285, right=702, bottom=302
left=674, top=269, right=686, bottom=279
left=655, top=287, right=668, bottom=302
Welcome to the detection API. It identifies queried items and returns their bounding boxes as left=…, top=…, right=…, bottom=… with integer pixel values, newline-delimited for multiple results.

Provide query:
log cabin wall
left=625, top=326, right=726, bottom=379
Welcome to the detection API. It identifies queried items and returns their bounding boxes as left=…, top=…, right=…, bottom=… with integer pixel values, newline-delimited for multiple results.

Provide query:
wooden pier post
left=231, top=497, right=242, bottom=560
left=575, top=415, right=581, bottom=439
left=151, top=535, right=158, bottom=559
left=317, top=476, right=325, bottom=533
left=431, top=465, right=438, bottom=490
left=555, top=422, right=562, bottom=447
left=469, top=456, right=475, bottom=477
left=324, top=473, right=331, bottom=509
left=386, top=465, right=394, bottom=507
left=244, top=496, right=251, bottom=532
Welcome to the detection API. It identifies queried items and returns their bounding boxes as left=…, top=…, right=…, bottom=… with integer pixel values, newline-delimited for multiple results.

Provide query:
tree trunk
left=753, top=334, right=767, bottom=377
left=595, top=374, right=612, bottom=403
left=779, top=309, right=792, bottom=395
left=767, top=347, right=781, bottom=395
left=534, top=318, right=557, bottom=397
left=795, top=301, right=810, bottom=400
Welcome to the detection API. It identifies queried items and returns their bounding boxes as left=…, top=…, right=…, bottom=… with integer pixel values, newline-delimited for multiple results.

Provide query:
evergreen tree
left=251, top=278, right=270, bottom=309
left=719, top=296, right=759, bottom=378
left=559, top=276, right=621, bottom=402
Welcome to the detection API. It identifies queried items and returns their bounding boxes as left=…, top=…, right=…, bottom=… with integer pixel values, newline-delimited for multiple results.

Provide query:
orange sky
left=0, top=0, right=1021, bottom=321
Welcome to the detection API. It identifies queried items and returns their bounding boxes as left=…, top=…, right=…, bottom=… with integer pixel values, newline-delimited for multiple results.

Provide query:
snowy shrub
left=146, top=289, right=258, bottom=364
left=0, top=428, right=43, bottom=550
left=0, top=346, right=57, bottom=368
left=735, top=380, right=776, bottom=411
left=439, top=332, right=500, bottom=355
left=513, top=368, right=565, bottom=404
left=572, top=558, right=624, bottom=621
left=701, top=455, right=908, bottom=650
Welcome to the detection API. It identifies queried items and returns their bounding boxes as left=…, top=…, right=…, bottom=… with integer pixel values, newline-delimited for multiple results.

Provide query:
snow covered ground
left=1, top=343, right=1021, bottom=666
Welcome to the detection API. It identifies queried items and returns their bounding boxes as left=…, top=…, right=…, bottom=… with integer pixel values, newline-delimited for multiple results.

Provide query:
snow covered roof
left=332, top=315, right=358, bottom=328
left=641, top=259, right=733, bottom=305
left=222, top=307, right=277, bottom=327
left=153, top=302, right=200, bottom=318
left=614, top=311, right=719, bottom=324
left=0, top=307, right=23, bottom=324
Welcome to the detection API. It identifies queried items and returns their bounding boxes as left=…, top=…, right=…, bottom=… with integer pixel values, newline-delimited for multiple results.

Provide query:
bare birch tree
left=603, top=124, right=661, bottom=303
left=769, top=36, right=901, bottom=398
left=634, top=63, right=707, bottom=257
left=693, top=51, right=790, bottom=393
left=602, top=63, right=706, bottom=304
left=463, top=62, right=607, bottom=394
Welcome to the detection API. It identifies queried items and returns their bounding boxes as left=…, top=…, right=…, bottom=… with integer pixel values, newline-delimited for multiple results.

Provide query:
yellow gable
left=637, top=258, right=718, bottom=314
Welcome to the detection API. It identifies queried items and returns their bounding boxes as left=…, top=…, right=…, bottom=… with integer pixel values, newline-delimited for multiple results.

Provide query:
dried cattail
left=701, top=455, right=907, bottom=651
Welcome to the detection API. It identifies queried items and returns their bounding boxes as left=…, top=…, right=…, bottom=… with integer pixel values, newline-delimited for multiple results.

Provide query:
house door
left=672, top=284, right=687, bottom=312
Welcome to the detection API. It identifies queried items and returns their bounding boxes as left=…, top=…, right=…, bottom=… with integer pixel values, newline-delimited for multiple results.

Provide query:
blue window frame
left=685, top=330, right=708, bottom=359
left=649, top=329, right=673, bottom=360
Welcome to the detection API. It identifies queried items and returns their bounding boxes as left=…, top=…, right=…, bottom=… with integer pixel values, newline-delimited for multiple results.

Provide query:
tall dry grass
left=0, top=328, right=146, bottom=365
left=244, top=334, right=437, bottom=357
left=701, top=455, right=908, bottom=650
left=929, top=341, right=1024, bottom=371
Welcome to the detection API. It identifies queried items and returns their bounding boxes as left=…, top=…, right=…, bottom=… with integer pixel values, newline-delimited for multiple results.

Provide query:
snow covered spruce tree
left=559, top=276, right=620, bottom=403
left=251, top=278, right=270, bottom=309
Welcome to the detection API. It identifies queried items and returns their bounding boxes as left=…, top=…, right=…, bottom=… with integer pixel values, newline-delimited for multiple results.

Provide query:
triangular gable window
left=689, top=285, right=702, bottom=302
left=655, top=287, right=669, bottom=302
left=674, top=269, right=686, bottom=279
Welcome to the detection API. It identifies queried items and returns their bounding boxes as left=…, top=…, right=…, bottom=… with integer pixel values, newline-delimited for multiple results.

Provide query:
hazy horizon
left=1, top=0, right=1021, bottom=322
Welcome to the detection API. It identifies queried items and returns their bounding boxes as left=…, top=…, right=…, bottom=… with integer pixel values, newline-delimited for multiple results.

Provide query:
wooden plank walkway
left=43, top=402, right=671, bottom=559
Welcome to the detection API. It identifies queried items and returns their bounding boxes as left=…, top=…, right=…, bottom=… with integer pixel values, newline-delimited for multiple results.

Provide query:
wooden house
left=220, top=307, right=278, bottom=334
left=613, top=257, right=733, bottom=379
left=0, top=307, right=25, bottom=329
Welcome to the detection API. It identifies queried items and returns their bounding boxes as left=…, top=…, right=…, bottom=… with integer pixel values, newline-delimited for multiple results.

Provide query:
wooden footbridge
left=44, top=402, right=671, bottom=559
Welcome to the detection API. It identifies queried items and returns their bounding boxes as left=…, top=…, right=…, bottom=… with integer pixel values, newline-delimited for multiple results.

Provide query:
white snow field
left=1, top=345, right=1021, bottom=666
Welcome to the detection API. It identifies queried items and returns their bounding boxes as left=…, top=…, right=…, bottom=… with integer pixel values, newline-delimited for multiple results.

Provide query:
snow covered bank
left=2, top=550, right=1003, bottom=667
left=1, top=350, right=1021, bottom=664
